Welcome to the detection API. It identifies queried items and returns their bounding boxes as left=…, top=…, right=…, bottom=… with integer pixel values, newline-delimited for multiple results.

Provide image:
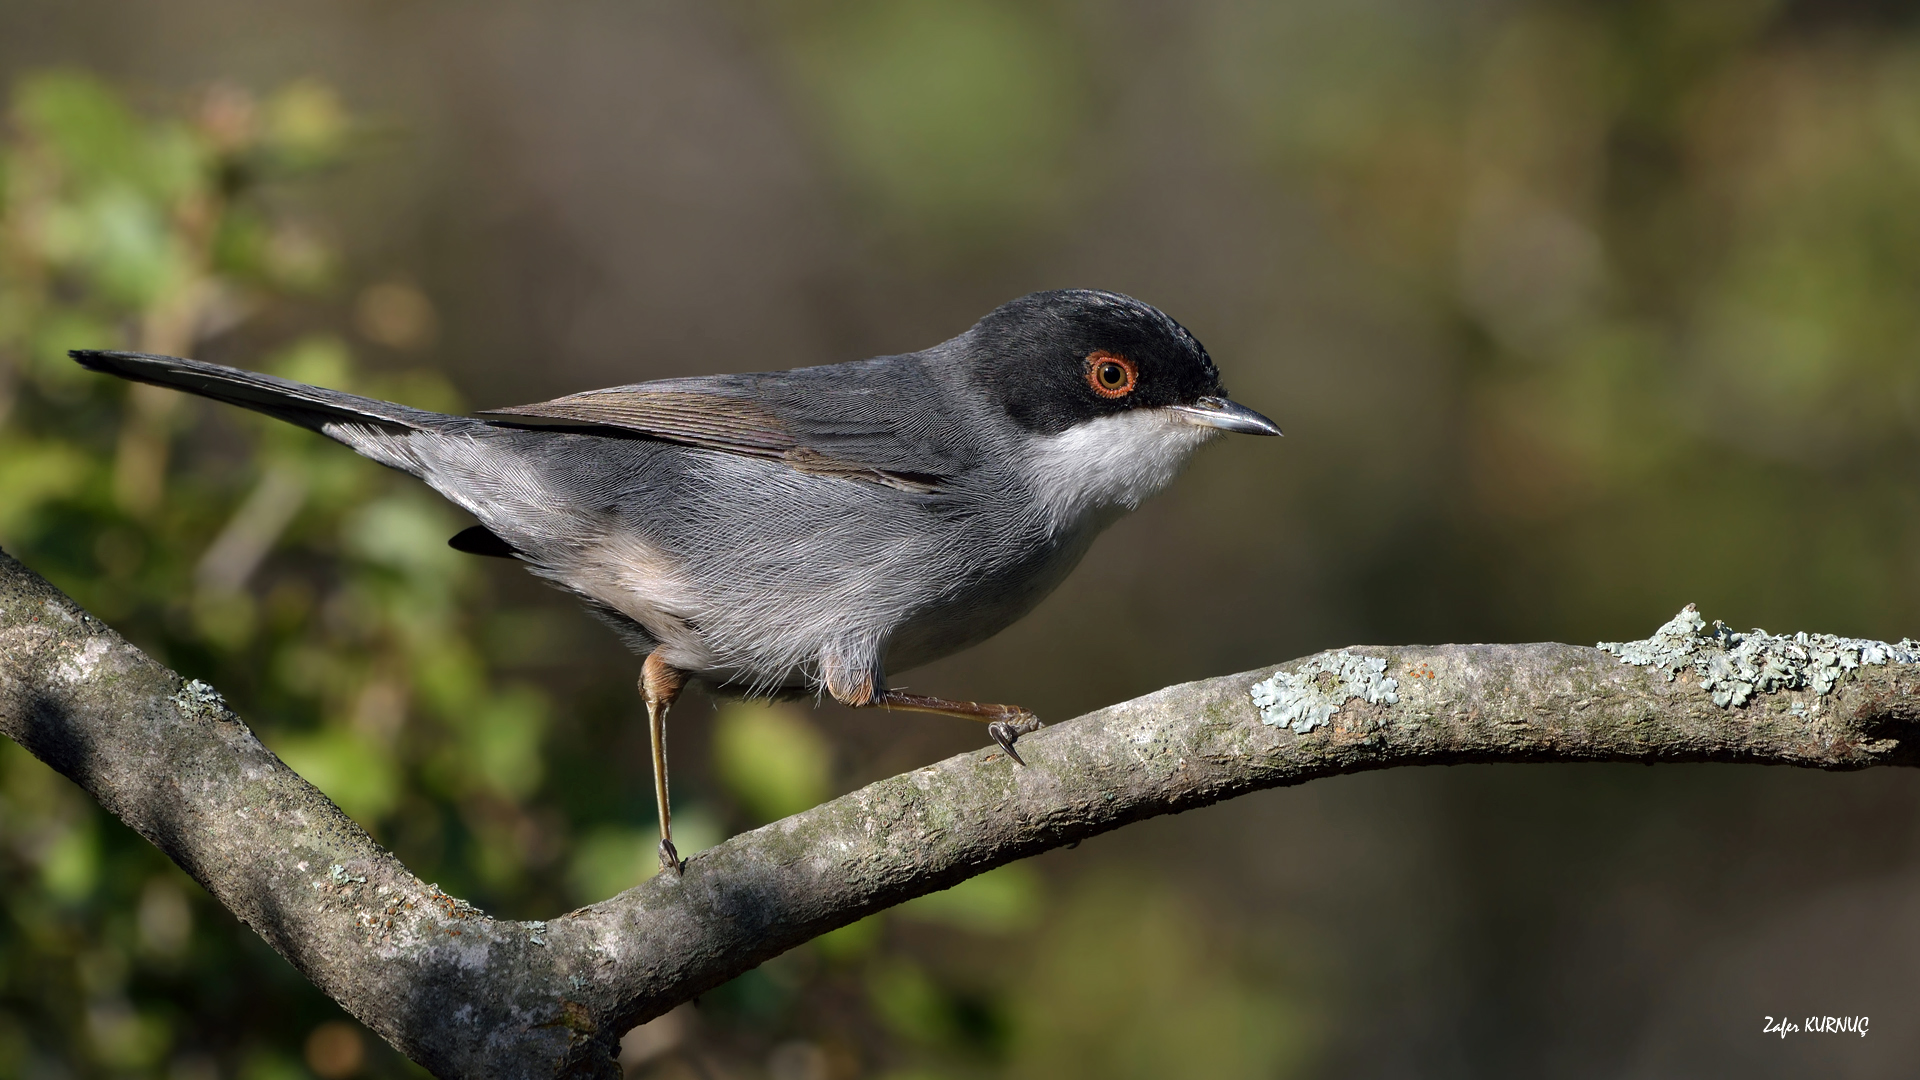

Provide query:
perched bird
left=73, top=289, right=1279, bottom=872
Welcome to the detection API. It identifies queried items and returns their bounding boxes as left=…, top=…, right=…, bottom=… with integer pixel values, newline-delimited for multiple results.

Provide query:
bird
left=73, top=288, right=1280, bottom=874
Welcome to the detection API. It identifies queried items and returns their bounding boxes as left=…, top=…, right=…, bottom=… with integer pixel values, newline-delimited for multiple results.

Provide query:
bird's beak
left=1168, top=396, right=1283, bottom=436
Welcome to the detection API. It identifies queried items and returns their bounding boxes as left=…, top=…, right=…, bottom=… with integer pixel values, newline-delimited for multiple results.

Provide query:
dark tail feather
left=70, top=350, right=456, bottom=434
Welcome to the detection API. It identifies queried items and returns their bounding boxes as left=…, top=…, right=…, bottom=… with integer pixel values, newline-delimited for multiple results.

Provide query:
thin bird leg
left=640, top=652, right=687, bottom=875
left=867, top=691, right=1045, bottom=766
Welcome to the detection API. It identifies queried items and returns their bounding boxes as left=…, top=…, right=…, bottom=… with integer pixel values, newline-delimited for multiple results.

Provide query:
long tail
left=71, top=350, right=548, bottom=558
left=70, top=350, right=459, bottom=435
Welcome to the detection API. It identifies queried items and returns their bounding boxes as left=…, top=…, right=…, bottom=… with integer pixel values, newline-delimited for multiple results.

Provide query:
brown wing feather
left=484, top=389, right=794, bottom=457
left=483, top=388, right=941, bottom=493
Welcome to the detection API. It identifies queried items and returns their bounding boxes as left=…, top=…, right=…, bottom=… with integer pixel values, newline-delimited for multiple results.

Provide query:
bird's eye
left=1085, top=352, right=1137, bottom=399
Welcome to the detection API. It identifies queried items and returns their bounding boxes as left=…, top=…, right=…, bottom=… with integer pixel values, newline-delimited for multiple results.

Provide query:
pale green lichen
left=169, top=678, right=226, bottom=715
left=1249, top=652, right=1399, bottom=733
left=1599, top=605, right=1920, bottom=708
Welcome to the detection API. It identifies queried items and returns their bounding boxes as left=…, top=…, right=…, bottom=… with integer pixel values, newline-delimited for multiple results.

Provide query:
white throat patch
left=1022, top=409, right=1219, bottom=531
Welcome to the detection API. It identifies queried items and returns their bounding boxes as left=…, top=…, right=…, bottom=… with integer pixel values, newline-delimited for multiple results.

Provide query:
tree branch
left=3, top=546, right=1917, bottom=1077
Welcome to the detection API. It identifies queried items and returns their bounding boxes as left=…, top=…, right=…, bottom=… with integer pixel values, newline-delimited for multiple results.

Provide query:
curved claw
left=658, top=837, right=683, bottom=876
left=987, top=721, right=1026, bottom=765
left=987, top=711, right=1045, bottom=766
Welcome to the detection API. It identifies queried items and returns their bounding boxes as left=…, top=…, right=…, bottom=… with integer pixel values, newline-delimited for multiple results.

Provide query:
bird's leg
left=641, top=652, right=687, bottom=875
left=867, top=691, right=1045, bottom=766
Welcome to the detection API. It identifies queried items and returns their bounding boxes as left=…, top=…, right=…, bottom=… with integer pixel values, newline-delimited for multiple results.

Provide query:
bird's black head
left=963, top=289, right=1264, bottom=437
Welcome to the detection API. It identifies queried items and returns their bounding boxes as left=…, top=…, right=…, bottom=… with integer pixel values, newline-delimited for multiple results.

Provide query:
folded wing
left=482, top=360, right=974, bottom=494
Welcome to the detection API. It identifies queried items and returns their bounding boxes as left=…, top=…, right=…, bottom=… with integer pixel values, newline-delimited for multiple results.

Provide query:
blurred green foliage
left=1003, top=877, right=1306, bottom=1080
left=1201, top=0, right=1920, bottom=639
left=712, top=701, right=833, bottom=822
left=0, top=70, right=616, bottom=1079
left=780, top=0, right=1085, bottom=245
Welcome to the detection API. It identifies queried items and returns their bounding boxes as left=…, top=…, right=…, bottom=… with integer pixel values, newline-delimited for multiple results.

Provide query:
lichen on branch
left=1600, top=604, right=1920, bottom=707
left=1249, top=651, right=1400, bottom=732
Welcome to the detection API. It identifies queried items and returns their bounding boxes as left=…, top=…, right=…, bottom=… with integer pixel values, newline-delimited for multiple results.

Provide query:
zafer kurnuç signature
left=1764, top=1015, right=1868, bottom=1038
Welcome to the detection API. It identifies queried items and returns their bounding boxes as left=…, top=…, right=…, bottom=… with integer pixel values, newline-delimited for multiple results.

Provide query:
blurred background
left=2, top=0, right=1919, bottom=1076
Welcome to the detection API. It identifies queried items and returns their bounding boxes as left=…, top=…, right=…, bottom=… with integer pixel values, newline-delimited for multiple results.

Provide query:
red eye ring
left=1086, top=351, right=1137, bottom=398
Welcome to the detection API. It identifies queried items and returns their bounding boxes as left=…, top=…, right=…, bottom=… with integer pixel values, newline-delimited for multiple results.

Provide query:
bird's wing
left=485, top=385, right=793, bottom=455
left=481, top=361, right=973, bottom=494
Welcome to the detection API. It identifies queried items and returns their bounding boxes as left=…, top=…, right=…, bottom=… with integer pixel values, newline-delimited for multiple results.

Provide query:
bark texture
left=3, top=546, right=1918, bottom=1078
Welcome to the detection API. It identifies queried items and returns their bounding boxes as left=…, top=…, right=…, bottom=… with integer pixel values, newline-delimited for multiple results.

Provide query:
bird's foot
left=658, top=837, right=683, bottom=876
left=863, top=691, right=1044, bottom=765
left=986, top=708, right=1044, bottom=766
